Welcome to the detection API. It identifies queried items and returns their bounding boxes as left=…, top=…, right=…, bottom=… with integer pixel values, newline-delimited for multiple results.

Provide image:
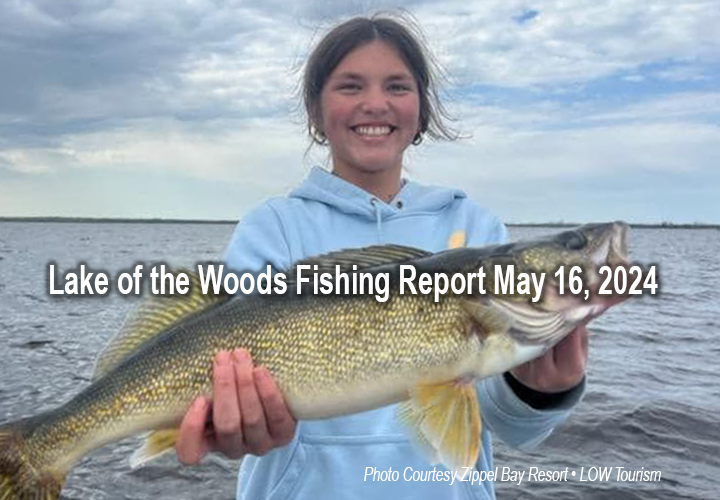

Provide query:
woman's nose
left=360, top=86, right=389, bottom=114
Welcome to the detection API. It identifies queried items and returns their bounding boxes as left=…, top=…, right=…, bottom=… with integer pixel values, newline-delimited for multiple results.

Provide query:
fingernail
left=234, top=348, right=249, bottom=362
left=217, top=351, right=230, bottom=365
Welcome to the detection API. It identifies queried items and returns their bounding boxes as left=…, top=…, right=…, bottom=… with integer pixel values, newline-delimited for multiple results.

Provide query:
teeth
left=354, top=126, right=392, bottom=136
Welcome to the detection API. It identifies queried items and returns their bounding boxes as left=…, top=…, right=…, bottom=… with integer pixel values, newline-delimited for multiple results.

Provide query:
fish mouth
left=584, top=221, right=632, bottom=309
left=590, top=221, right=629, bottom=267
left=609, top=221, right=629, bottom=265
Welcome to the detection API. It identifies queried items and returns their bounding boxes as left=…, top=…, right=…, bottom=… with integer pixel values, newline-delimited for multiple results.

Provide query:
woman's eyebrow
left=332, top=72, right=413, bottom=81
left=386, top=74, right=414, bottom=82
left=333, top=72, right=364, bottom=81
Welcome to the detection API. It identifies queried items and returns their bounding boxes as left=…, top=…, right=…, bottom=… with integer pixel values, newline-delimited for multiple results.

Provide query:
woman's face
left=319, top=40, right=420, bottom=180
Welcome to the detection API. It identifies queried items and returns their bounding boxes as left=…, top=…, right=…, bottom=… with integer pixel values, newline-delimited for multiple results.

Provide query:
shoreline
left=0, top=217, right=718, bottom=229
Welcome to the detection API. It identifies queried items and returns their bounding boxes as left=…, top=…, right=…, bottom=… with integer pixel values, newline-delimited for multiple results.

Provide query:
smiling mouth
left=351, top=125, right=395, bottom=137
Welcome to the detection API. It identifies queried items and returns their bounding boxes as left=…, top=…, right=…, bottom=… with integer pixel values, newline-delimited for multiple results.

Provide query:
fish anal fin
left=93, top=269, right=231, bottom=380
left=130, top=429, right=180, bottom=469
left=398, top=381, right=482, bottom=472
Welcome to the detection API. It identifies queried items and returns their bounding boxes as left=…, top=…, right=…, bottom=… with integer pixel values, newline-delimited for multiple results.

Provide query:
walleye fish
left=0, top=222, right=631, bottom=500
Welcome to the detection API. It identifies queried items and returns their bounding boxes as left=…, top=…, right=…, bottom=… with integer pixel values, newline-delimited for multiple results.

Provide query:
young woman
left=176, top=15, right=588, bottom=500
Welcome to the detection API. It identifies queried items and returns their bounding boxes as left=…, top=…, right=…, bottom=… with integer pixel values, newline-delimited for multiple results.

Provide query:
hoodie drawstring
left=370, top=197, right=384, bottom=243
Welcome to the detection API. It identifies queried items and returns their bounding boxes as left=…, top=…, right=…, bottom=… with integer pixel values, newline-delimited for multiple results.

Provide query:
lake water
left=0, top=222, right=718, bottom=499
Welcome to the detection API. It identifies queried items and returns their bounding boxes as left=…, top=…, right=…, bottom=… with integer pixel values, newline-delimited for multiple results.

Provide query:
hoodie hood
left=289, top=166, right=467, bottom=221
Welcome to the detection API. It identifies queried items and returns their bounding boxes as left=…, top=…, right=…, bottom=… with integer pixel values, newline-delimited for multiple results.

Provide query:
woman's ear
left=310, top=105, right=327, bottom=145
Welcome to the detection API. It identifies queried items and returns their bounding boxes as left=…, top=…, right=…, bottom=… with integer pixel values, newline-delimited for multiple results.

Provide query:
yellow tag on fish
left=447, top=230, right=466, bottom=249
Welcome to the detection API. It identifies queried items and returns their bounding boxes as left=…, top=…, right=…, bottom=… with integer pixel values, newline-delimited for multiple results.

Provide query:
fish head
left=527, top=220, right=629, bottom=307
left=517, top=221, right=628, bottom=282
left=477, top=222, right=631, bottom=338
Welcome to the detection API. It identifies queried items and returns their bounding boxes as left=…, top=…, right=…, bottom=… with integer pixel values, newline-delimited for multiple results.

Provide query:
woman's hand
left=176, top=349, right=297, bottom=464
left=510, top=325, right=588, bottom=393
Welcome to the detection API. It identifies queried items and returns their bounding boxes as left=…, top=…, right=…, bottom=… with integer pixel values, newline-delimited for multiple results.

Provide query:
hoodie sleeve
left=478, top=376, right=584, bottom=450
left=222, top=202, right=292, bottom=273
left=465, top=204, right=583, bottom=450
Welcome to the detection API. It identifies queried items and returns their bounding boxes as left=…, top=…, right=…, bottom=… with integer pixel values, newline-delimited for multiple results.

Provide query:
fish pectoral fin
left=487, top=298, right=567, bottom=346
left=129, top=429, right=180, bottom=469
left=460, top=299, right=512, bottom=338
left=398, top=381, right=481, bottom=472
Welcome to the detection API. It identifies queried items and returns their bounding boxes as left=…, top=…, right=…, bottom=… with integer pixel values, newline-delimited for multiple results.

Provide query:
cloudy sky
left=1, top=0, right=718, bottom=223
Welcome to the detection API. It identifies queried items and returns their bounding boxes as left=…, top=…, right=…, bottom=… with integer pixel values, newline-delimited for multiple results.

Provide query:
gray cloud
left=0, top=1, right=298, bottom=140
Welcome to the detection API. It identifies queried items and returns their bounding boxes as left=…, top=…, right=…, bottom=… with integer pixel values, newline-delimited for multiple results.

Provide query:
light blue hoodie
left=223, top=167, right=581, bottom=500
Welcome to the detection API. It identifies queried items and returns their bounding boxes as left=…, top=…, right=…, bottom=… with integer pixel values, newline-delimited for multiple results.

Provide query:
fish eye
left=562, top=231, right=586, bottom=250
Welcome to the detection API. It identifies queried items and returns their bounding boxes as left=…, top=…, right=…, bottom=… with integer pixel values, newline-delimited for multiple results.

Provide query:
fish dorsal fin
left=293, top=244, right=431, bottom=274
left=398, top=380, right=482, bottom=473
left=285, top=245, right=431, bottom=292
left=93, top=269, right=230, bottom=380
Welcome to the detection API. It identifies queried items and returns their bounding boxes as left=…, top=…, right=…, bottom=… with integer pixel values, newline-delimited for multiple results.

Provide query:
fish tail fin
left=0, top=421, right=64, bottom=500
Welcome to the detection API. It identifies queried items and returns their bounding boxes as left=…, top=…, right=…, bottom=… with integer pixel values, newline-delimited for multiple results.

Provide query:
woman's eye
left=389, top=84, right=412, bottom=93
left=337, top=83, right=361, bottom=91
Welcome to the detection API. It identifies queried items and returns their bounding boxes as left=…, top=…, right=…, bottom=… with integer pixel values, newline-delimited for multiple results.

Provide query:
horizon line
left=1, top=216, right=718, bottom=229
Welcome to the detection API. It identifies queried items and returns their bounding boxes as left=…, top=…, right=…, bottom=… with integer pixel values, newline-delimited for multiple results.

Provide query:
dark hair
left=303, top=14, right=457, bottom=146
